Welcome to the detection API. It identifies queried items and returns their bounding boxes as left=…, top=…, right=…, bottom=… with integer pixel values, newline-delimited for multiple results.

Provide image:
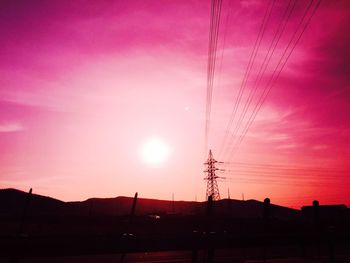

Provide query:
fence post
left=262, top=198, right=271, bottom=261
left=312, top=200, right=321, bottom=258
left=206, top=195, right=214, bottom=263
left=120, top=192, right=138, bottom=263
left=18, top=188, right=32, bottom=236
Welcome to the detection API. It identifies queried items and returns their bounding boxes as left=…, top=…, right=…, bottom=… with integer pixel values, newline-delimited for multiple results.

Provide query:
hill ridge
left=0, top=188, right=299, bottom=219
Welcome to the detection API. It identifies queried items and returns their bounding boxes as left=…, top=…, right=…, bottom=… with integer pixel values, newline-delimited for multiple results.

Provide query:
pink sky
left=0, top=0, right=349, bottom=208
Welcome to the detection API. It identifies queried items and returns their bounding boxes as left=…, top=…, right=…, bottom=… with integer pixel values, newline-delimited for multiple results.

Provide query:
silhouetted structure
left=301, top=200, right=348, bottom=261
left=301, top=202, right=347, bottom=221
left=262, top=197, right=271, bottom=260
left=263, top=197, right=271, bottom=222
left=88, top=199, right=93, bottom=216
left=206, top=194, right=215, bottom=263
left=121, top=192, right=138, bottom=263
left=18, top=188, right=32, bottom=236
left=204, top=150, right=221, bottom=201
left=207, top=195, right=213, bottom=216
left=128, top=192, right=139, bottom=224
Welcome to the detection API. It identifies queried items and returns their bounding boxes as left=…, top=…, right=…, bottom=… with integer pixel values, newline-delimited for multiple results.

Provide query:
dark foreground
left=1, top=189, right=349, bottom=262
left=1, top=214, right=350, bottom=262
left=1, top=248, right=350, bottom=263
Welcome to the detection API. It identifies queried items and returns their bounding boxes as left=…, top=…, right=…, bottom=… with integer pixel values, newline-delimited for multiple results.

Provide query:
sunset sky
left=0, top=0, right=349, bottom=208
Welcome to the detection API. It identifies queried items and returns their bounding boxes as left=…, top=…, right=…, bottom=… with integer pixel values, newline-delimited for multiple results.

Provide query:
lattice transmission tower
left=204, top=149, right=223, bottom=201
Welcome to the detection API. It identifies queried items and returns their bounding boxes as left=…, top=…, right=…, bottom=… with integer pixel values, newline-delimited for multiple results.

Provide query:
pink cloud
left=0, top=122, right=23, bottom=132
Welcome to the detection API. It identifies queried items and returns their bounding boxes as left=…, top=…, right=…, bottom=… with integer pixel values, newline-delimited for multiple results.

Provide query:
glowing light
left=140, top=137, right=171, bottom=165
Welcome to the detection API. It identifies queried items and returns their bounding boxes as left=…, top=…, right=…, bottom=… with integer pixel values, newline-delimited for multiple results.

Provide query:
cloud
left=276, top=143, right=300, bottom=150
left=312, top=145, right=328, bottom=150
left=0, top=122, right=23, bottom=132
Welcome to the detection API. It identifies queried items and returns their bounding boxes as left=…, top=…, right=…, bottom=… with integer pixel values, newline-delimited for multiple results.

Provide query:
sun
left=140, top=137, right=171, bottom=165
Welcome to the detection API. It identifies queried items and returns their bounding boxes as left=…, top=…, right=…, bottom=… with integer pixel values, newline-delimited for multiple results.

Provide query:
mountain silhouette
left=0, top=188, right=66, bottom=216
left=0, top=188, right=298, bottom=219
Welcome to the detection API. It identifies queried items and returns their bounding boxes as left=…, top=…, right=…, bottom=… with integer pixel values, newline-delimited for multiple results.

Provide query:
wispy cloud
left=276, top=143, right=300, bottom=150
left=0, top=122, right=23, bottom=132
left=312, top=145, right=328, bottom=150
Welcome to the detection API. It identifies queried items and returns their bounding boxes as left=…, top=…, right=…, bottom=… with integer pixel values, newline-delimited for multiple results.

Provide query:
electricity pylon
left=204, top=149, right=223, bottom=201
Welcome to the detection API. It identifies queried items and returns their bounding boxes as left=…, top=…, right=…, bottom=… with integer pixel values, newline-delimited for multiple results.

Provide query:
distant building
left=301, top=204, right=347, bottom=220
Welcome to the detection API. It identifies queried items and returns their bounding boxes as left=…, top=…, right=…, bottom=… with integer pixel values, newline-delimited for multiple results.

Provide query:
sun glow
left=140, top=137, right=171, bottom=165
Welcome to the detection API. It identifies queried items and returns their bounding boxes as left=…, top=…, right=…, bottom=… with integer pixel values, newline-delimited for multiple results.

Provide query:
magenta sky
left=0, top=0, right=349, bottom=208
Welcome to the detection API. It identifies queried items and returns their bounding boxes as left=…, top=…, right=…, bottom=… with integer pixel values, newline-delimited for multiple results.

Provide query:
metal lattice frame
left=204, top=150, right=220, bottom=201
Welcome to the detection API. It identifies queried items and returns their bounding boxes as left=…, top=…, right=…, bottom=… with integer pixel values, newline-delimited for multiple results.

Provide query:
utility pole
left=18, top=188, right=32, bottom=236
left=204, top=149, right=222, bottom=201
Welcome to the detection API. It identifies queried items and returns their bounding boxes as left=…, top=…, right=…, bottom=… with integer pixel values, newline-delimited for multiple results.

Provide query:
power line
left=222, top=176, right=339, bottom=187
left=211, top=0, right=233, bottom=139
left=227, top=0, right=322, bottom=160
left=206, top=0, right=222, bottom=149
left=223, top=161, right=349, bottom=174
left=221, top=177, right=325, bottom=187
left=218, top=0, right=275, bottom=159
left=222, top=170, right=344, bottom=180
left=204, top=0, right=223, bottom=156
left=216, top=0, right=233, bottom=88
left=221, top=0, right=297, bottom=161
